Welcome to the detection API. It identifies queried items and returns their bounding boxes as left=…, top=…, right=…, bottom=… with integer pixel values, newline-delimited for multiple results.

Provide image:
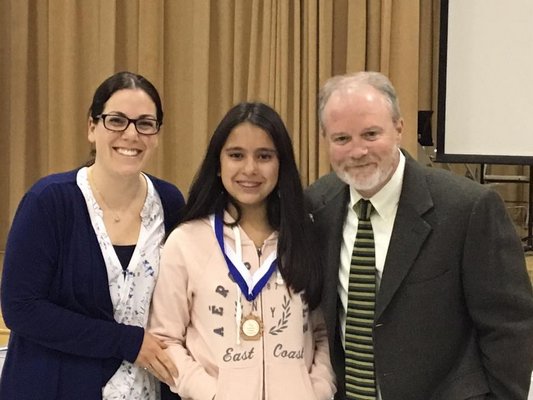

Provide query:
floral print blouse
left=77, top=167, right=165, bottom=400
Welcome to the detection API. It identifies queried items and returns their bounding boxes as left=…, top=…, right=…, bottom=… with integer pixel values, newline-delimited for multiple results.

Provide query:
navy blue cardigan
left=0, top=169, right=185, bottom=399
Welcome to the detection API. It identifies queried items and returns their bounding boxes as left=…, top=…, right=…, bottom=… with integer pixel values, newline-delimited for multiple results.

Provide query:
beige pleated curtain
left=0, top=0, right=440, bottom=257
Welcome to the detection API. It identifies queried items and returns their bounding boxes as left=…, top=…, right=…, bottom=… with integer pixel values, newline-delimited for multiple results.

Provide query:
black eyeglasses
left=96, top=114, right=161, bottom=135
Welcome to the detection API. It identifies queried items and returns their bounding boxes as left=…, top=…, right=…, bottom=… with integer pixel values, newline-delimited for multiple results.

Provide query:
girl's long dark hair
left=181, top=102, right=322, bottom=310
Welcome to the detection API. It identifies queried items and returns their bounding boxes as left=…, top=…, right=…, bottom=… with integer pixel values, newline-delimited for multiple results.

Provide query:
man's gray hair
left=318, top=71, right=402, bottom=132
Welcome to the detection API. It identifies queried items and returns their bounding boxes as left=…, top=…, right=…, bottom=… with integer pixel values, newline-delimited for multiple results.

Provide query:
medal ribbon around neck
left=213, top=214, right=277, bottom=302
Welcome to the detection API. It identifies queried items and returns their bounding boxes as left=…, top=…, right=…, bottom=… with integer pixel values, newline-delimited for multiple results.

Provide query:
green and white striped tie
left=345, top=199, right=377, bottom=400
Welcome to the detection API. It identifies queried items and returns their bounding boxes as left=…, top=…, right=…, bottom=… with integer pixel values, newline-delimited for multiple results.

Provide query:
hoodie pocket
left=265, top=362, right=318, bottom=400
left=215, top=364, right=262, bottom=400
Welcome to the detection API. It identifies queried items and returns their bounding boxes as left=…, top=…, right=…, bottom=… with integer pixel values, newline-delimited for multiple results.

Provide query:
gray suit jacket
left=305, top=155, right=533, bottom=400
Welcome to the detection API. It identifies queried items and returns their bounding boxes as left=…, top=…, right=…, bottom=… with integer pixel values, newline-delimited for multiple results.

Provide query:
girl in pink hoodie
left=149, top=102, right=336, bottom=400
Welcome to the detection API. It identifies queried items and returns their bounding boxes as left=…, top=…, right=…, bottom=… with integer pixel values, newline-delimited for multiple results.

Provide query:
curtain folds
left=0, top=0, right=438, bottom=256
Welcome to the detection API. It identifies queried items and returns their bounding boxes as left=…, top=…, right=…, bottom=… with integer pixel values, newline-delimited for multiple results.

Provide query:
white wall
left=438, top=0, right=533, bottom=162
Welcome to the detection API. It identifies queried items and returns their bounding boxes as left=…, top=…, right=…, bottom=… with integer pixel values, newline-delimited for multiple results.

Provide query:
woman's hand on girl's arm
left=135, top=331, right=179, bottom=387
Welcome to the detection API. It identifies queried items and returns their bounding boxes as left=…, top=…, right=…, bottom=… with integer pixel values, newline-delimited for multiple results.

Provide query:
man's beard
left=335, top=147, right=398, bottom=194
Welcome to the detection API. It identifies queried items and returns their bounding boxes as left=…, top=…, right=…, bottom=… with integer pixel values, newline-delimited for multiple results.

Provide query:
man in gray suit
left=305, top=71, right=533, bottom=400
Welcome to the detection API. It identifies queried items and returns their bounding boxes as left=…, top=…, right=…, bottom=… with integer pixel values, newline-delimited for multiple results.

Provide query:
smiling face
left=323, top=84, right=403, bottom=198
left=220, top=122, right=279, bottom=214
left=88, top=88, right=159, bottom=177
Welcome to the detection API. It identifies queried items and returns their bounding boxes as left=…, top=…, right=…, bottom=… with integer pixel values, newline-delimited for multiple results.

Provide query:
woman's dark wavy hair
left=181, top=102, right=322, bottom=309
left=85, top=71, right=163, bottom=166
left=88, top=71, right=163, bottom=123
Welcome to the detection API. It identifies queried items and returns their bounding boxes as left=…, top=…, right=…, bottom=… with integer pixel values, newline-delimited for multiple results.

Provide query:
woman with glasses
left=0, top=71, right=184, bottom=400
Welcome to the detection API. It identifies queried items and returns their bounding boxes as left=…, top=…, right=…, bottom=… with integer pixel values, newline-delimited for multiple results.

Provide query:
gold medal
left=240, top=313, right=263, bottom=341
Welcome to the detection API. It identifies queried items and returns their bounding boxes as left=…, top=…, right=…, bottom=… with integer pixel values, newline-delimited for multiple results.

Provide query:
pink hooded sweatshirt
left=149, top=215, right=336, bottom=400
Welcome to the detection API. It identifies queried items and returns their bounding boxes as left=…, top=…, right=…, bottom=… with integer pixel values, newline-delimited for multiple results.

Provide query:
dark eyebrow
left=105, top=111, right=157, bottom=120
left=137, top=114, right=158, bottom=120
left=223, top=146, right=244, bottom=152
left=223, top=147, right=277, bottom=154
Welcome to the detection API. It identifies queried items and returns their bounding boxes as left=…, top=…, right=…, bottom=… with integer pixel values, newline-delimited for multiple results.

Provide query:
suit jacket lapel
left=375, top=156, right=434, bottom=321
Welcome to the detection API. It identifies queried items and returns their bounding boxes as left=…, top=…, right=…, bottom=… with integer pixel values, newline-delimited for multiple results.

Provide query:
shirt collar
left=349, top=149, right=405, bottom=219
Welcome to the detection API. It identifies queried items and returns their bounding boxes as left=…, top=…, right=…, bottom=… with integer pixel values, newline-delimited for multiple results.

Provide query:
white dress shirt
left=338, top=151, right=405, bottom=399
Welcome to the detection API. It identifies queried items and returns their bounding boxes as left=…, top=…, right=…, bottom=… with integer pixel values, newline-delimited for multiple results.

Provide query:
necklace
left=88, top=168, right=141, bottom=223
